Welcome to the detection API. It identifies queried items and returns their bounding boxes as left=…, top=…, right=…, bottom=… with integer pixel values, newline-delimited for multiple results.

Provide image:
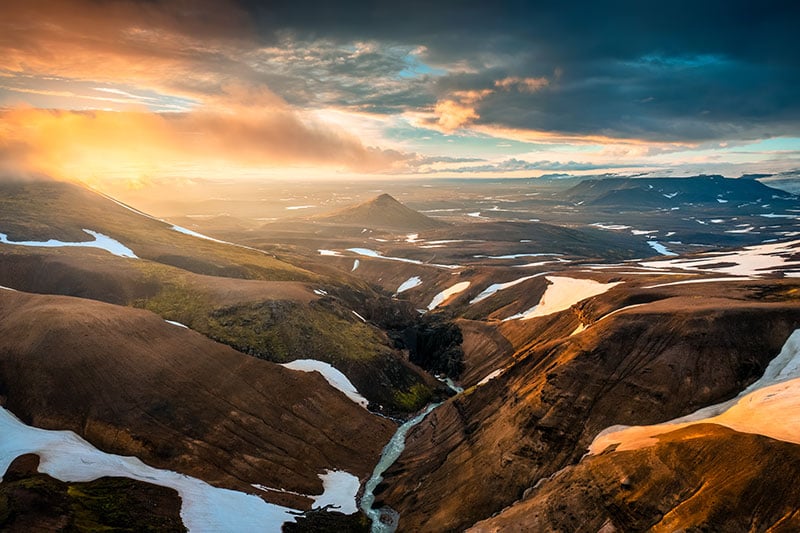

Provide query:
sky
left=1, top=0, right=799, bottom=187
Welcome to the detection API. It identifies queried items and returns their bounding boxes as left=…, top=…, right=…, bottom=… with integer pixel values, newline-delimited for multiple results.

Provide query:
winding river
left=360, top=402, right=441, bottom=532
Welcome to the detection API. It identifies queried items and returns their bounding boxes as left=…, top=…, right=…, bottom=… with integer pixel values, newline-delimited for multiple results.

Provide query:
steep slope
left=375, top=295, right=800, bottom=531
left=0, top=289, right=395, bottom=507
left=469, top=425, right=800, bottom=532
left=316, top=193, right=448, bottom=231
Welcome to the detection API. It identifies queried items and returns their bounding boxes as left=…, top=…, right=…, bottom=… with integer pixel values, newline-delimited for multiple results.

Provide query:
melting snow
left=504, top=276, right=623, bottom=321
left=470, top=275, right=538, bottom=304
left=0, top=285, right=16, bottom=291
left=318, top=250, right=342, bottom=257
left=280, top=360, right=369, bottom=409
left=640, top=240, right=800, bottom=277
left=590, top=329, right=800, bottom=454
left=474, top=253, right=562, bottom=259
left=347, top=248, right=459, bottom=269
left=170, top=225, right=227, bottom=244
left=570, top=323, right=586, bottom=336
left=311, top=470, right=360, bottom=514
left=591, top=223, right=631, bottom=231
left=0, top=229, right=137, bottom=259
left=165, top=320, right=188, bottom=329
left=716, top=198, right=728, bottom=203
left=351, top=259, right=360, bottom=272
left=477, top=369, right=505, bottom=386
left=0, top=406, right=297, bottom=532
left=646, top=241, right=678, bottom=256
left=427, top=281, right=471, bottom=310
left=352, top=310, right=367, bottom=323
left=396, top=276, right=423, bottom=294
left=644, top=277, right=748, bottom=289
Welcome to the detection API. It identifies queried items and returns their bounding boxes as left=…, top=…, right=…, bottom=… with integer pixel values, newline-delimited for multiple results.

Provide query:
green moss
left=203, top=300, right=384, bottom=362
left=393, top=383, right=434, bottom=412
left=1, top=471, right=185, bottom=532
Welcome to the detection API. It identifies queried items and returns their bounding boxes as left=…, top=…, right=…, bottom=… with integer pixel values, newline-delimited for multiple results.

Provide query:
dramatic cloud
left=0, top=86, right=404, bottom=183
left=0, top=0, right=798, bottom=179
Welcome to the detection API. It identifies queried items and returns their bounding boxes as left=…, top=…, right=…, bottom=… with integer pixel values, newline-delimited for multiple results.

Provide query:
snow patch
left=427, top=281, right=471, bottom=310
left=165, top=320, right=188, bottom=329
left=311, top=470, right=360, bottom=514
left=504, top=276, right=623, bottom=321
left=477, top=369, right=505, bottom=386
left=280, top=360, right=369, bottom=409
left=640, top=240, right=800, bottom=277
left=396, top=276, right=423, bottom=294
left=0, top=229, right=137, bottom=259
left=646, top=241, right=677, bottom=256
left=589, top=329, right=800, bottom=454
left=318, top=249, right=342, bottom=257
left=347, top=248, right=459, bottom=269
left=0, top=406, right=297, bottom=532
left=591, top=223, right=631, bottom=231
left=470, top=275, right=538, bottom=304
left=351, top=259, right=360, bottom=272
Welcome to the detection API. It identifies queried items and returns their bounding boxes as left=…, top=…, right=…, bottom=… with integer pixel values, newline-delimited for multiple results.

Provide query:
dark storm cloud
left=241, top=0, right=800, bottom=142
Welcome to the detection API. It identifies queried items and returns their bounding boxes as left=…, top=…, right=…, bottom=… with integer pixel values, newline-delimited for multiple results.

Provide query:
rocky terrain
left=2, top=175, right=800, bottom=532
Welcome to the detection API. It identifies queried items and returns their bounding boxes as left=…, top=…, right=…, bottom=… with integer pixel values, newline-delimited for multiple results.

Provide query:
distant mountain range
left=564, top=175, right=795, bottom=208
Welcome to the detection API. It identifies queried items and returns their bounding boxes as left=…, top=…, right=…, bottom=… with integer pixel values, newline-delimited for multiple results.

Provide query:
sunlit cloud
left=0, top=85, right=405, bottom=185
left=0, top=0, right=798, bottom=182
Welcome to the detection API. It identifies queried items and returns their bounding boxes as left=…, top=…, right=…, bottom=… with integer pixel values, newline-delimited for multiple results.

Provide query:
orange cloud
left=0, top=86, right=405, bottom=184
left=494, top=76, right=549, bottom=93
left=434, top=89, right=493, bottom=131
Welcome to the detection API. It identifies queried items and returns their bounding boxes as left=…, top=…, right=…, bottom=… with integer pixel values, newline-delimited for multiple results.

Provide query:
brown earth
left=376, top=295, right=800, bottom=531
left=0, top=290, right=395, bottom=508
left=469, top=424, right=800, bottom=532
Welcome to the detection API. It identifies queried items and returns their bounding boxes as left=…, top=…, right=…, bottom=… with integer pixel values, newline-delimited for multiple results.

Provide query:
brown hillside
left=0, top=290, right=394, bottom=507
left=469, top=424, right=800, bottom=532
left=376, top=297, right=800, bottom=531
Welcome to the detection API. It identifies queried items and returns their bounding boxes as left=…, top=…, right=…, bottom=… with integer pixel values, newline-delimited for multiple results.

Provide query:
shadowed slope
left=0, top=290, right=394, bottom=507
left=376, top=297, right=800, bottom=531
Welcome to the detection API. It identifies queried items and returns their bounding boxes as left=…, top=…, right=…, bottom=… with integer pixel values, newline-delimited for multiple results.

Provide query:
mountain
left=0, top=289, right=395, bottom=506
left=316, top=193, right=449, bottom=231
left=0, top=179, right=445, bottom=415
left=564, top=175, right=795, bottom=207
left=375, top=288, right=800, bottom=531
